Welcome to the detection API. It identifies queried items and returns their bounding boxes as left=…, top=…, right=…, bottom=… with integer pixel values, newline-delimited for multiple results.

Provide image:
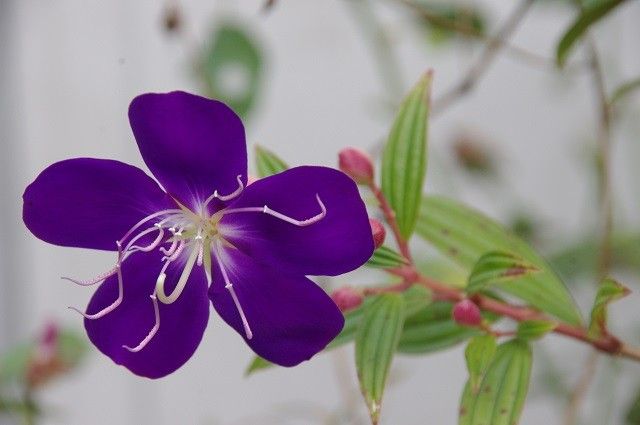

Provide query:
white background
left=1, top=1, right=640, bottom=424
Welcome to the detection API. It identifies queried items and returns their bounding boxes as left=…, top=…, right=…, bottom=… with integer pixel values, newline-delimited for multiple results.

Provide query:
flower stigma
left=63, top=175, right=328, bottom=352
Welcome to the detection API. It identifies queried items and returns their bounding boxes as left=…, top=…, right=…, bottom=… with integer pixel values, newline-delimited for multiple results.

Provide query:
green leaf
left=365, top=246, right=409, bottom=269
left=626, top=384, right=640, bottom=424
left=244, top=356, right=273, bottom=376
left=459, top=340, right=532, bottom=425
left=416, top=196, right=582, bottom=325
left=465, top=335, right=497, bottom=393
left=356, top=294, right=406, bottom=424
left=397, top=301, right=497, bottom=354
left=414, top=3, right=488, bottom=45
left=556, top=0, right=627, bottom=67
left=466, top=251, right=539, bottom=295
left=611, top=77, right=640, bottom=105
left=254, top=145, right=289, bottom=178
left=381, top=72, right=432, bottom=239
left=589, top=277, right=630, bottom=338
left=200, top=21, right=263, bottom=120
left=517, top=320, right=557, bottom=340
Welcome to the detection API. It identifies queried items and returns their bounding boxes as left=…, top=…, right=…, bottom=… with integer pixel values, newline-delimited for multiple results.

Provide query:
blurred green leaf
left=589, top=277, right=629, bottom=338
left=459, top=340, right=532, bottom=425
left=611, top=77, right=640, bottom=105
left=466, top=251, right=539, bottom=295
left=416, top=196, right=582, bottom=325
left=200, top=22, right=263, bottom=120
left=381, top=72, right=431, bottom=239
left=356, top=294, right=406, bottom=424
left=626, top=385, right=640, bottom=424
left=254, top=145, right=288, bottom=178
left=556, top=0, right=627, bottom=67
left=365, top=246, right=409, bottom=269
left=465, top=335, right=497, bottom=393
left=398, top=301, right=498, bottom=354
left=0, top=329, right=87, bottom=386
left=244, top=356, right=272, bottom=376
left=517, top=320, right=557, bottom=340
left=405, top=1, right=488, bottom=45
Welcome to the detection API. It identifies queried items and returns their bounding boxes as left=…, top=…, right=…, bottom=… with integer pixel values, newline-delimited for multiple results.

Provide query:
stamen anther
left=214, top=248, right=253, bottom=340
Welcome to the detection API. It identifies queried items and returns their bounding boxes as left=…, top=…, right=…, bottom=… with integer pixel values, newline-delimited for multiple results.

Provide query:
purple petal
left=84, top=250, right=209, bottom=378
left=220, top=166, right=374, bottom=276
left=23, top=158, right=174, bottom=250
left=209, top=247, right=344, bottom=367
left=129, top=91, right=247, bottom=209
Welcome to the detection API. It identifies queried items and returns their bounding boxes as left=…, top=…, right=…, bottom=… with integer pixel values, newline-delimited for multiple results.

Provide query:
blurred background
left=1, top=0, right=640, bottom=424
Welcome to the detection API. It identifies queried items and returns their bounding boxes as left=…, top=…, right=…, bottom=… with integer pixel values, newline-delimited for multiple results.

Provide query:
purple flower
left=23, top=91, right=374, bottom=378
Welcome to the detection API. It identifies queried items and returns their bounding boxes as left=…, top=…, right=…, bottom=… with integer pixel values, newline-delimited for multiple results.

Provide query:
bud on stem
left=338, top=147, right=375, bottom=185
left=452, top=299, right=482, bottom=327
left=369, top=218, right=386, bottom=249
left=331, top=287, right=364, bottom=312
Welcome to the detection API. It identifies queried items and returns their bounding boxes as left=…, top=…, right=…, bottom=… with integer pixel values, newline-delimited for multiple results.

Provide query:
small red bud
left=331, top=287, right=364, bottom=312
left=338, top=147, right=374, bottom=185
left=452, top=299, right=482, bottom=327
left=369, top=218, right=386, bottom=249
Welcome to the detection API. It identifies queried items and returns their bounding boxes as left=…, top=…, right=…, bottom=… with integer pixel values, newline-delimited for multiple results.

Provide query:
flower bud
left=452, top=299, right=482, bottom=327
left=331, top=287, right=364, bottom=312
left=338, top=147, right=374, bottom=185
left=369, top=218, right=386, bottom=249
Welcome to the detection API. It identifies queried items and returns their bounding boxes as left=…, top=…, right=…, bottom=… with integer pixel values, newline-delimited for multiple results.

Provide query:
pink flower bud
left=452, top=299, right=482, bottom=327
left=331, top=287, right=364, bottom=312
left=369, top=218, right=386, bottom=249
left=338, top=147, right=374, bottom=185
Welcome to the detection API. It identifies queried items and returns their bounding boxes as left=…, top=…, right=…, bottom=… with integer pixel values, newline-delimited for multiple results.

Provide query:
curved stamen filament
left=159, top=235, right=179, bottom=257
left=119, top=209, right=182, bottom=245
left=222, top=194, right=326, bottom=227
left=62, top=265, right=117, bottom=287
left=202, top=175, right=245, bottom=210
left=69, top=258, right=124, bottom=319
left=155, top=245, right=199, bottom=305
left=123, top=294, right=160, bottom=353
left=125, top=224, right=165, bottom=254
left=214, top=248, right=253, bottom=340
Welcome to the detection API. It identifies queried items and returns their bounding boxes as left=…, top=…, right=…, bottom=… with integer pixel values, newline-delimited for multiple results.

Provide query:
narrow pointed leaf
left=366, top=246, right=409, bottom=269
left=517, top=320, right=557, bottom=340
left=459, top=340, right=532, bottom=425
left=589, top=277, right=630, bottom=338
left=611, top=77, right=640, bottom=105
left=355, top=294, right=406, bottom=424
left=416, top=196, right=582, bottom=325
left=381, top=72, right=432, bottom=239
left=465, top=335, right=497, bottom=393
left=466, top=251, right=539, bottom=294
left=556, top=0, right=627, bottom=67
left=254, top=145, right=289, bottom=178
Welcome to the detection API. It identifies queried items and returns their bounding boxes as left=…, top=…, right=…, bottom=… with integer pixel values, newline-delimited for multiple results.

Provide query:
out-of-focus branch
left=431, top=0, right=536, bottom=115
left=396, top=0, right=586, bottom=72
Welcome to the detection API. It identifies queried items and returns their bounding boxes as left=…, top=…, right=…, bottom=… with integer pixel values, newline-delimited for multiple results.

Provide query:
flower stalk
left=363, top=180, right=640, bottom=363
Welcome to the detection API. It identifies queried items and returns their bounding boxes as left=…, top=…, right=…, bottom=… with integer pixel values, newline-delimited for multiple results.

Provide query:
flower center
left=64, top=175, right=327, bottom=353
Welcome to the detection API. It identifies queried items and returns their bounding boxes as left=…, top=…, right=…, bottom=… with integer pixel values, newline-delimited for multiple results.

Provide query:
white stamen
left=125, top=223, right=165, bottom=254
left=62, top=265, right=117, bottom=286
left=223, top=194, right=326, bottom=227
left=69, top=263, right=124, bottom=319
left=119, top=209, right=182, bottom=245
left=202, top=175, right=244, bottom=209
left=214, top=248, right=253, bottom=340
left=122, top=294, right=160, bottom=352
left=155, top=245, right=199, bottom=305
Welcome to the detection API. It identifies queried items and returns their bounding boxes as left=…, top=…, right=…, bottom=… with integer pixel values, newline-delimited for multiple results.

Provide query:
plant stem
left=367, top=182, right=412, bottom=262
left=364, top=179, right=640, bottom=363
left=431, top=0, right=536, bottom=115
